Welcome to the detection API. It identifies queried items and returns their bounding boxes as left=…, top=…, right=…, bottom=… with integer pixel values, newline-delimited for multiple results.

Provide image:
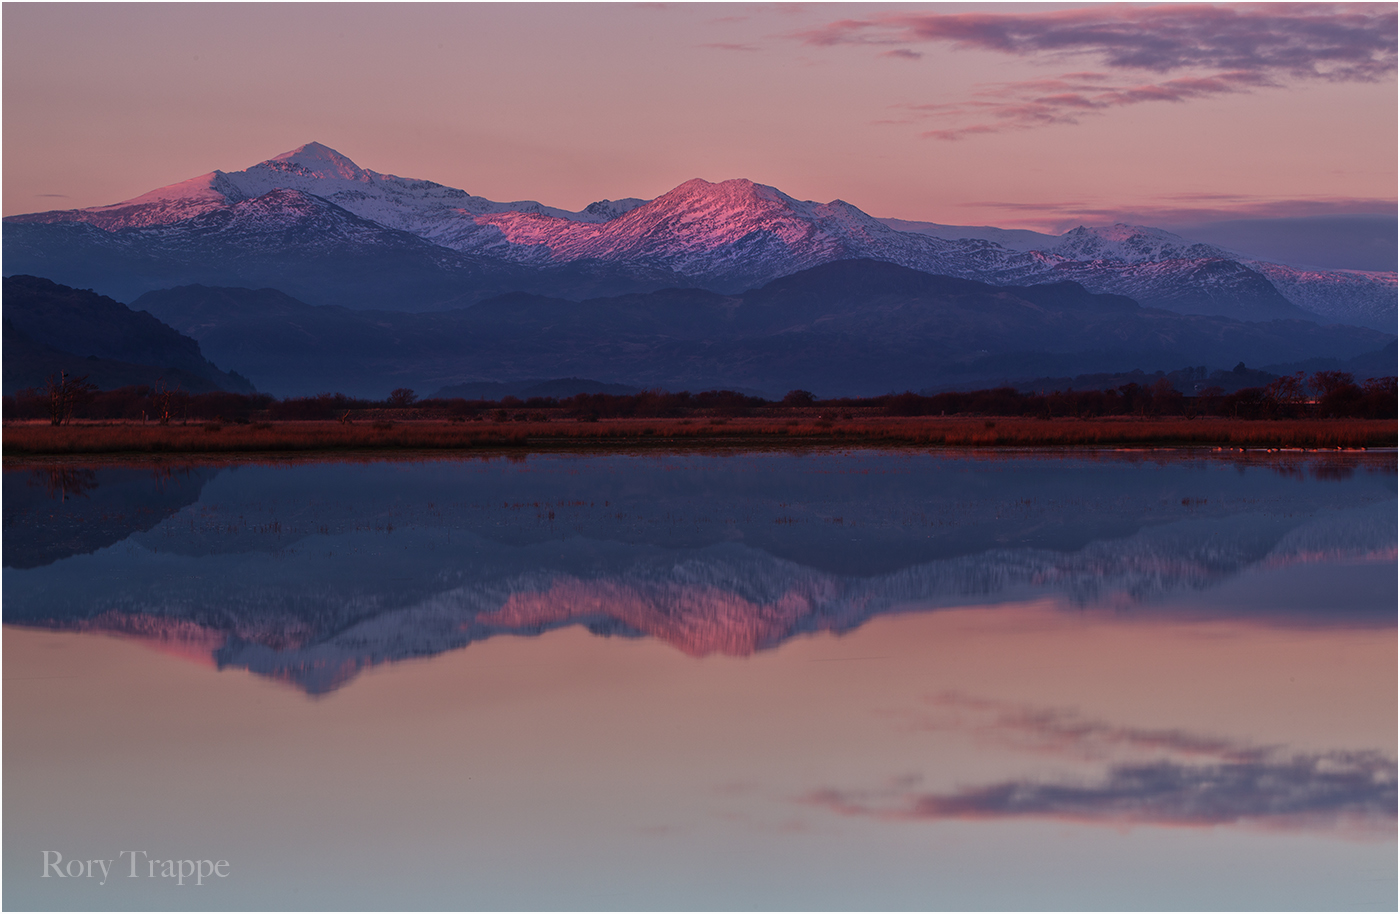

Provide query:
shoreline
left=4, top=416, right=1395, bottom=458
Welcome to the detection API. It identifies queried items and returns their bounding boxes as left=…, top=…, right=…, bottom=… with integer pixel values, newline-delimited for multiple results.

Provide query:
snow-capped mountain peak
left=260, top=141, right=371, bottom=182
left=582, top=197, right=650, bottom=221
left=462, top=176, right=1021, bottom=290
left=1045, top=223, right=1235, bottom=264
left=11, top=142, right=601, bottom=239
left=476, top=177, right=843, bottom=267
left=5, top=145, right=1392, bottom=328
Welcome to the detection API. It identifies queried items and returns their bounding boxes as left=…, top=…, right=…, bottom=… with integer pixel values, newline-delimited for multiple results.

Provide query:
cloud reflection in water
left=806, top=695, right=1398, bottom=836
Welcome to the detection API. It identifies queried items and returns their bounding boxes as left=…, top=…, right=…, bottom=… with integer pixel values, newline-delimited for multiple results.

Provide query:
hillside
left=2, top=275, right=255, bottom=394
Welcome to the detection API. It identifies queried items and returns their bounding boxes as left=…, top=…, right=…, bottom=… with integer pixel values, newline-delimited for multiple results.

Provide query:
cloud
left=797, top=5, right=1397, bottom=80
left=806, top=695, right=1398, bottom=835
left=699, top=42, right=760, bottom=52
left=880, top=48, right=922, bottom=61
left=961, top=194, right=1399, bottom=231
left=797, top=5, right=1396, bottom=139
left=806, top=753, right=1397, bottom=833
left=911, top=69, right=1278, bottom=139
left=915, top=693, right=1270, bottom=763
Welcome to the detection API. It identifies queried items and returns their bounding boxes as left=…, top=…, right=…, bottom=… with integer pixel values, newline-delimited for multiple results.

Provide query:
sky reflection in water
left=4, top=450, right=1395, bottom=910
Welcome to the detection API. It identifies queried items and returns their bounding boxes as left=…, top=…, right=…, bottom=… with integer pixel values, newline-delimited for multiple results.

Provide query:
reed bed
left=4, top=416, right=1394, bottom=456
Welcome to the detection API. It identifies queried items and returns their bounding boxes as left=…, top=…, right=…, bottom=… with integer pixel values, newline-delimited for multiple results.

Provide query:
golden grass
left=3, top=416, right=1394, bottom=456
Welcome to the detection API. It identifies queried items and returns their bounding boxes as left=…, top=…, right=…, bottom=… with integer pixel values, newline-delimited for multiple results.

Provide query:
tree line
left=4, top=372, right=1395, bottom=425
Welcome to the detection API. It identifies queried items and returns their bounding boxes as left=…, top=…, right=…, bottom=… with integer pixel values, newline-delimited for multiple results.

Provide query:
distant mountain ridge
left=6, top=143, right=1394, bottom=329
left=431, top=378, right=642, bottom=400
left=133, top=261, right=1392, bottom=397
left=888, top=218, right=1397, bottom=329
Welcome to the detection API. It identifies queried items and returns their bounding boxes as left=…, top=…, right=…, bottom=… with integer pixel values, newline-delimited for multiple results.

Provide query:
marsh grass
left=3, top=416, right=1393, bottom=456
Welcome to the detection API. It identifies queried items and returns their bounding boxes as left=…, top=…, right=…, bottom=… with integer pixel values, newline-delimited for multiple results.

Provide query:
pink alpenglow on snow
left=7, top=142, right=1395, bottom=326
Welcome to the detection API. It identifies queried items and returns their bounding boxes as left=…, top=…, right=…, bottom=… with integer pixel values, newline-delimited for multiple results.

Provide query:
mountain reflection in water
left=3, top=463, right=216, bottom=569
left=3, top=450, right=1394, bottom=694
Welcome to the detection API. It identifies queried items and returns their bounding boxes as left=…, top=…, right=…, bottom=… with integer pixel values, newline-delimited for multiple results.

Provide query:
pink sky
left=3, top=3, right=1395, bottom=230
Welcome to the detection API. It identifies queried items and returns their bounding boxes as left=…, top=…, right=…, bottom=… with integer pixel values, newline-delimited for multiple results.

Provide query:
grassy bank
left=4, top=416, right=1394, bottom=457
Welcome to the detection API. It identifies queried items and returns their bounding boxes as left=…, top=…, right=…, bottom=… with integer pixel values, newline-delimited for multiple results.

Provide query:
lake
left=4, top=448, right=1396, bottom=910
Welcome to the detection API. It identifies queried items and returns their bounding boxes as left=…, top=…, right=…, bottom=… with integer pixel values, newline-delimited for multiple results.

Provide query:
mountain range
left=133, top=261, right=1393, bottom=397
left=7, top=142, right=1395, bottom=330
left=5, top=142, right=1394, bottom=397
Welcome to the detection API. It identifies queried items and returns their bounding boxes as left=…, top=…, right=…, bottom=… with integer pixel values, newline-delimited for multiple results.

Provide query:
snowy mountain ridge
left=7, top=142, right=1395, bottom=328
left=1042, top=224, right=1236, bottom=264
left=20, top=141, right=627, bottom=236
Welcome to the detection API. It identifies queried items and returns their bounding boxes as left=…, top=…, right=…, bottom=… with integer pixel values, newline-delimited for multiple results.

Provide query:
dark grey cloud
left=955, top=194, right=1397, bottom=230
left=807, top=752, right=1397, bottom=832
left=1173, top=214, right=1399, bottom=272
left=799, top=5, right=1397, bottom=79
left=801, top=5, right=1396, bottom=139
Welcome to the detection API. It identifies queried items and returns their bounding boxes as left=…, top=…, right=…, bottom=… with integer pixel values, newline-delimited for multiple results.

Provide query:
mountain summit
left=471, top=177, right=933, bottom=287
left=5, top=144, right=1394, bottom=328
left=1045, top=224, right=1233, bottom=264
left=263, top=141, right=372, bottom=182
left=10, top=142, right=619, bottom=236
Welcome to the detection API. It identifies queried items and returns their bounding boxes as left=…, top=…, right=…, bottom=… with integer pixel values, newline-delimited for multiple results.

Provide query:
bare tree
left=1309, top=371, right=1356, bottom=399
left=151, top=379, right=176, bottom=425
left=45, top=371, right=96, bottom=426
left=1265, top=371, right=1307, bottom=405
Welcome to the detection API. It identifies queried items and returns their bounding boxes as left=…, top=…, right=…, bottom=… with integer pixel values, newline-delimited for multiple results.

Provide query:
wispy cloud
left=699, top=42, right=760, bottom=52
left=880, top=48, right=922, bottom=61
left=908, top=69, right=1276, bottom=140
left=915, top=693, right=1269, bottom=763
left=963, top=194, right=1399, bottom=231
left=804, top=695, right=1398, bottom=835
left=798, top=5, right=1397, bottom=139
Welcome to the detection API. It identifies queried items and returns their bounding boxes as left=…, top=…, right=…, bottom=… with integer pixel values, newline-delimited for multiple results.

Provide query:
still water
left=3, top=449, right=1396, bottom=910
